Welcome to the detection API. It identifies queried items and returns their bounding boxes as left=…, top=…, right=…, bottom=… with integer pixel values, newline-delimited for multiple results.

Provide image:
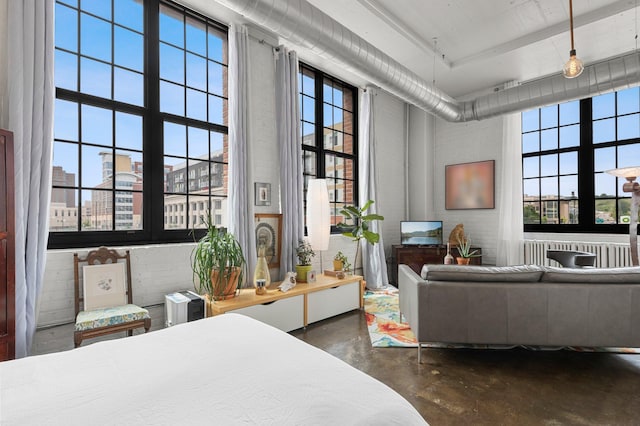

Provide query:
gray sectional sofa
left=398, top=264, right=640, bottom=362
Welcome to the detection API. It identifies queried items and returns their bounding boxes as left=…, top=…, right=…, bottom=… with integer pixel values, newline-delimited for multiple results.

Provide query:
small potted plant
left=295, top=240, right=315, bottom=282
left=456, top=235, right=480, bottom=265
left=333, top=251, right=348, bottom=271
left=192, top=216, right=246, bottom=301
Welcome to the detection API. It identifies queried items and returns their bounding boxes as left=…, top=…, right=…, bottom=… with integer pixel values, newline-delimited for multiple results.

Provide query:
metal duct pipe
left=217, top=0, right=640, bottom=121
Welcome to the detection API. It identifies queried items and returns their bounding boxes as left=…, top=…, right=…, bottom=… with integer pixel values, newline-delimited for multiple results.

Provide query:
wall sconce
left=306, top=178, right=330, bottom=253
left=605, top=166, right=640, bottom=266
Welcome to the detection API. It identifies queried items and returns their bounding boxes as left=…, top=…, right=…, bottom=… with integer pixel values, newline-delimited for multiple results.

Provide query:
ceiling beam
left=356, top=0, right=452, bottom=68
left=452, top=0, right=638, bottom=68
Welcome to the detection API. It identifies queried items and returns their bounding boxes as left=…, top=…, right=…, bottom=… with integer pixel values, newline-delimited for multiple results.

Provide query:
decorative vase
left=333, top=260, right=343, bottom=271
left=210, top=266, right=242, bottom=300
left=253, top=245, right=271, bottom=295
left=456, top=257, right=471, bottom=265
left=295, top=264, right=312, bottom=282
left=444, top=242, right=454, bottom=265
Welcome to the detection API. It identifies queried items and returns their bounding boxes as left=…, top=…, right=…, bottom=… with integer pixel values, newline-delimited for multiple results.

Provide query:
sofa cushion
left=421, top=264, right=545, bottom=282
left=541, top=266, right=640, bottom=283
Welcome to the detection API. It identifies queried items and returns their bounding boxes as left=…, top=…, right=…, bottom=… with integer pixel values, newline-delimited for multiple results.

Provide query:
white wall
left=432, top=116, right=504, bottom=265
left=407, top=105, right=436, bottom=220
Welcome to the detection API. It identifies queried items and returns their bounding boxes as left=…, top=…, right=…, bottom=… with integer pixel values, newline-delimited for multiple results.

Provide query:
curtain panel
left=359, top=88, right=389, bottom=289
left=228, top=24, right=256, bottom=285
left=2, top=0, right=55, bottom=357
left=275, top=47, right=303, bottom=277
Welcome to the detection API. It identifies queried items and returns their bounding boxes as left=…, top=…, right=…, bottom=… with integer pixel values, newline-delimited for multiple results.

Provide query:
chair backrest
left=74, top=247, right=133, bottom=315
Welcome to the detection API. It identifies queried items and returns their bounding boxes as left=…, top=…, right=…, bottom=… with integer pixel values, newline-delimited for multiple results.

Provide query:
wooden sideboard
left=206, top=274, right=364, bottom=332
left=390, top=245, right=482, bottom=286
left=0, top=130, right=15, bottom=361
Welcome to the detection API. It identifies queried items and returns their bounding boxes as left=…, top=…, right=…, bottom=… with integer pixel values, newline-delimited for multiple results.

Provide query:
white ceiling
left=188, top=0, right=640, bottom=99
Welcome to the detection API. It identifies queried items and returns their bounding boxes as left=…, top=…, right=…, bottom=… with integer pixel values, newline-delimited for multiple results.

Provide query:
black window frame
left=50, top=0, right=228, bottom=249
left=523, top=96, right=638, bottom=234
left=299, top=63, right=359, bottom=233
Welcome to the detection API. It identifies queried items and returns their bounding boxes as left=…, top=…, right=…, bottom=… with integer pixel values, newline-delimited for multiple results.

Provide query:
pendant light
left=563, top=0, right=584, bottom=78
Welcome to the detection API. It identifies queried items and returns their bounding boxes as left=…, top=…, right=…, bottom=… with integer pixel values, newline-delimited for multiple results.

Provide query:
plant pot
left=295, top=264, right=313, bottom=283
left=333, top=260, right=343, bottom=271
left=210, top=266, right=242, bottom=300
left=456, top=257, right=471, bottom=265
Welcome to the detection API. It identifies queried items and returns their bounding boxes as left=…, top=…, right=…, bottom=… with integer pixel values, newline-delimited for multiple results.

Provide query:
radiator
left=524, top=240, right=633, bottom=268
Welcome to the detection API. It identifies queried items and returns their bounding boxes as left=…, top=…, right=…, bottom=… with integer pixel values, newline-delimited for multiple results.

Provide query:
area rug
left=364, top=288, right=640, bottom=354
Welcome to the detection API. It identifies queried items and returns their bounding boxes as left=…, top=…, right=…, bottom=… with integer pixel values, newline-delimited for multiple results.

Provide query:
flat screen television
left=400, top=221, right=443, bottom=246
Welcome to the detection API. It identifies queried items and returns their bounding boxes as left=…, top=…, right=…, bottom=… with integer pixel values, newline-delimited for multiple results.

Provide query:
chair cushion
left=75, top=304, right=150, bottom=331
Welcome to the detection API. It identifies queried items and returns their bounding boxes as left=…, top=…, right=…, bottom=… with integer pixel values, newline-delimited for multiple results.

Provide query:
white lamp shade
left=307, top=179, right=331, bottom=251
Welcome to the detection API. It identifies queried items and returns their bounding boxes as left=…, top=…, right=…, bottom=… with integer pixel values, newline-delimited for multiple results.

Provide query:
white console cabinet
left=206, top=274, right=363, bottom=332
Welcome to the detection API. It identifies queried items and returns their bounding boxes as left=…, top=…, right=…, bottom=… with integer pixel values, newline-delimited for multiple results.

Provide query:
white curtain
left=228, top=24, right=256, bottom=287
left=359, top=87, right=389, bottom=289
left=1, top=0, right=54, bottom=357
left=496, top=82, right=524, bottom=266
left=275, top=47, right=303, bottom=276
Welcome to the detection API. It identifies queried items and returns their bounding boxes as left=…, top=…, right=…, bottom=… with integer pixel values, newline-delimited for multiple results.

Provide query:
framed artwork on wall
left=445, top=160, right=495, bottom=210
left=255, top=182, right=271, bottom=206
left=254, top=213, right=282, bottom=268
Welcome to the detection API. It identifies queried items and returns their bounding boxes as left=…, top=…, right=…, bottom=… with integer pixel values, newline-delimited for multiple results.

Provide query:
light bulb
left=563, top=49, right=584, bottom=79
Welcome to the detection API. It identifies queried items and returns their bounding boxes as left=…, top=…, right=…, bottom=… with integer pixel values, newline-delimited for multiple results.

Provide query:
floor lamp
left=306, top=179, right=330, bottom=271
left=606, top=167, right=640, bottom=266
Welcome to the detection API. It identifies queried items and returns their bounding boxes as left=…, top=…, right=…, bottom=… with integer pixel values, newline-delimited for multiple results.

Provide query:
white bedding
left=0, top=314, right=427, bottom=425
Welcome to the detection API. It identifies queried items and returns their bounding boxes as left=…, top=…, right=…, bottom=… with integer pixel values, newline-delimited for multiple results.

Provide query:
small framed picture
left=307, top=270, right=317, bottom=283
left=255, top=182, right=271, bottom=206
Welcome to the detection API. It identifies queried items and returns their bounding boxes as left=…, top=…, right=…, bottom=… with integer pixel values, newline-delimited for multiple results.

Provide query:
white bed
left=0, top=313, right=427, bottom=425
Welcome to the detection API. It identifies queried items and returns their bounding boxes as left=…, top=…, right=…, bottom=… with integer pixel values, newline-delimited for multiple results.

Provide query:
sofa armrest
left=398, top=264, right=424, bottom=337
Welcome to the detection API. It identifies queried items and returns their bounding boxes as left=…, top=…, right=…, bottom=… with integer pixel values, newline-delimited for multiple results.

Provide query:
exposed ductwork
left=215, top=0, right=640, bottom=121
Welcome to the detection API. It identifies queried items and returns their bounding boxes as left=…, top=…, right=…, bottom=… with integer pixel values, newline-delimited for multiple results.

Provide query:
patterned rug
left=364, top=288, right=640, bottom=353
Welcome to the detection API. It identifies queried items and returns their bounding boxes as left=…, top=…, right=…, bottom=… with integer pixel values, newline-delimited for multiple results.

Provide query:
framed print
left=445, top=160, right=495, bottom=210
left=255, top=182, right=271, bottom=206
left=254, top=213, right=282, bottom=268
left=82, top=262, right=127, bottom=310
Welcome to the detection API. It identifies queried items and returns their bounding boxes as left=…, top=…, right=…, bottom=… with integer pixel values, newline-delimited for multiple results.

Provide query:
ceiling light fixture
left=563, top=0, right=584, bottom=78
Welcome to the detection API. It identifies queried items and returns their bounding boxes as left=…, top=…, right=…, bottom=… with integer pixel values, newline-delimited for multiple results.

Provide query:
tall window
left=51, top=0, right=228, bottom=248
left=299, top=64, right=358, bottom=230
left=522, top=87, right=640, bottom=233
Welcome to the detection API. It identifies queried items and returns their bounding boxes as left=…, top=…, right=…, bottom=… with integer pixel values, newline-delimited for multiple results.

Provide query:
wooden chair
left=73, top=246, right=151, bottom=347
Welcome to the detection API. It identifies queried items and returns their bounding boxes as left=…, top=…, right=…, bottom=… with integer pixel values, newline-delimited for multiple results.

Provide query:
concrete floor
left=34, top=306, right=640, bottom=425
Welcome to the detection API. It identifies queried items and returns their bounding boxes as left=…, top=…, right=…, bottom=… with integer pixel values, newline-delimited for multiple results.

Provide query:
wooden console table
left=390, top=245, right=482, bottom=285
left=206, top=274, right=364, bottom=332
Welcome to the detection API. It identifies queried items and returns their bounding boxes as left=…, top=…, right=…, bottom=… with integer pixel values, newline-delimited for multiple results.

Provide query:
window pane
left=114, top=67, right=143, bottom=106
left=595, top=173, right=616, bottom=197
left=114, top=27, right=143, bottom=71
left=302, top=95, right=315, bottom=123
left=323, top=82, right=333, bottom=104
left=207, top=95, right=224, bottom=125
left=160, top=81, right=185, bottom=116
left=522, top=132, right=538, bottom=153
left=210, top=131, right=223, bottom=153
left=594, top=146, right=615, bottom=172
left=56, top=4, right=78, bottom=52
left=188, top=126, right=208, bottom=159
left=303, top=151, right=317, bottom=175
left=523, top=178, right=539, bottom=198
left=80, top=13, right=111, bottom=62
left=160, top=4, right=184, bottom=47
left=618, top=143, right=640, bottom=168
left=540, top=177, right=557, bottom=198
left=522, top=109, right=539, bottom=132
left=560, top=198, right=579, bottom=224
left=187, top=53, right=207, bottom=90
left=55, top=50, right=78, bottom=91
left=595, top=199, right=617, bottom=224
left=323, top=103, right=332, bottom=128
left=114, top=0, right=143, bottom=32
left=187, top=89, right=207, bottom=121
left=593, top=118, right=615, bottom=144
left=540, top=128, right=557, bottom=151
left=115, top=112, right=142, bottom=151
left=559, top=152, right=577, bottom=175
left=186, top=16, right=206, bottom=56
left=617, top=114, right=640, bottom=140
left=342, top=133, right=353, bottom=155
left=301, top=69, right=314, bottom=97
left=53, top=141, right=79, bottom=186
left=80, top=57, right=112, bottom=98
left=82, top=105, right=112, bottom=146
left=559, top=175, right=577, bottom=198
left=617, top=87, right=639, bottom=115
left=50, top=188, right=79, bottom=231
left=559, top=100, right=579, bottom=125
left=82, top=0, right=111, bottom=20
left=302, top=122, right=315, bottom=146
left=164, top=122, right=186, bottom=157
left=540, top=105, right=557, bottom=128
left=523, top=156, right=539, bottom=178
left=208, top=61, right=224, bottom=95
left=540, top=154, right=557, bottom=176
left=593, top=92, right=615, bottom=119
left=55, top=99, right=78, bottom=141
left=81, top=145, right=109, bottom=187
left=559, top=124, right=579, bottom=148
left=523, top=201, right=541, bottom=224
left=160, top=43, right=185, bottom=83
left=207, top=26, right=225, bottom=63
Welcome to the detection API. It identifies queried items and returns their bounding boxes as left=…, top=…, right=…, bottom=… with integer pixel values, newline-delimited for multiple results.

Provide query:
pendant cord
left=569, top=0, right=575, bottom=51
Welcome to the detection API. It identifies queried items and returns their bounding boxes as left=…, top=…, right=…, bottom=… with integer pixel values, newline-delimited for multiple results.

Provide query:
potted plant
left=192, top=217, right=246, bottom=301
left=333, top=251, right=348, bottom=271
left=295, top=239, right=315, bottom=282
left=456, top=235, right=480, bottom=265
left=337, top=199, right=384, bottom=275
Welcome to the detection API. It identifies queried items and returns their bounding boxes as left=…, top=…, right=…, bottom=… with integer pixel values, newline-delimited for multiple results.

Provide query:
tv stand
left=390, top=244, right=482, bottom=286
